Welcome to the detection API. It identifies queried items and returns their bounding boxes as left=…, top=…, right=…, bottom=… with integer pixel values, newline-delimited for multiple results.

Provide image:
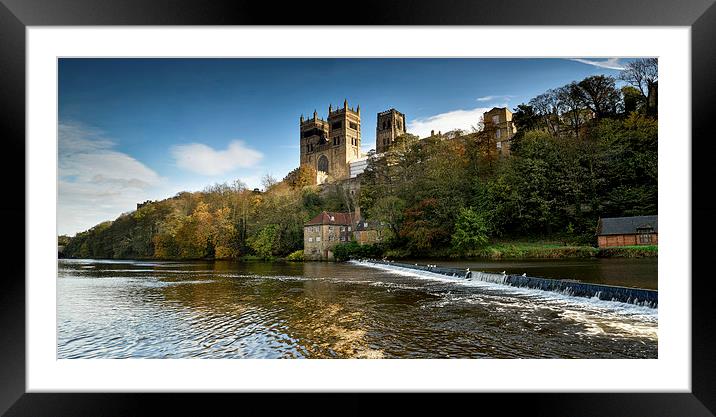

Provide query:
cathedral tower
left=376, top=108, right=406, bottom=153
left=300, top=100, right=361, bottom=183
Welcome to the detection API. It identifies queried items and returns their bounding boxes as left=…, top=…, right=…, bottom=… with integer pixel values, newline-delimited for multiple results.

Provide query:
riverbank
left=383, top=242, right=657, bottom=261
left=60, top=243, right=657, bottom=263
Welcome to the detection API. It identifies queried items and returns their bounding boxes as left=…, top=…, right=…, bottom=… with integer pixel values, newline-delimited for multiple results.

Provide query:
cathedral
left=299, top=101, right=515, bottom=184
left=299, top=101, right=407, bottom=183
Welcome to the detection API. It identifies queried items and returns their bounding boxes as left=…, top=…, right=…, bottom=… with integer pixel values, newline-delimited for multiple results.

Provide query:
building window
left=331, top=121, right=342, bottom=130
left=349, top=122, right=358, bottom=130
left=637, top=226, right=655, bottom=244
left=348, top=226, right=351, bottom=231
left=316, top=237, right=321, bottom=242
left=308, top=237, right=313, bottom=242
left=495, top=129, right=501, bottom=139
left=492, top=115, right=499, bottom=124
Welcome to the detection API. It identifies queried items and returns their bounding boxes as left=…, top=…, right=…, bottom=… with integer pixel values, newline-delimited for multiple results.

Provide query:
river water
left=57, top=258, right=657, bottom=359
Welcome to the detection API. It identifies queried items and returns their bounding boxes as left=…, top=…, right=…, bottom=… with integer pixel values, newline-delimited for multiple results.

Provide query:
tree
left=369, top=195, right=405, bottom=236
left=576, top=75, right=621, bottom=119
left=284, top=165, right=317, bottom=188
left=529, top=90, right=560, bottom=137
left=248, top=224, right=279, bottom=259
left=619, top=58, right=658, bottom=117
left=556, top=82, right=587, bottom=140
left=621, top=86, right=645, bottom=115
left=451, top=207, right=490, bottom=252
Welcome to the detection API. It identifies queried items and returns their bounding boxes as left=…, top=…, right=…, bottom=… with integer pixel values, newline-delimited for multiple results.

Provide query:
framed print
left=2, top=0, right=715, bottom=415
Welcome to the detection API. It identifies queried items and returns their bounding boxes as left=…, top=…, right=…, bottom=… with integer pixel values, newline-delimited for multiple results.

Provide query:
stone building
left=596, top=215, right=658, bottom=248
left=353, top=219, right=386, bottom=245
left=300, top=100, right=362, bottom=184
left=304, top=211, right=356, bottom=260
left=482, top=107, right=517, bottom=156
left=376, top=108, right=407, bottom=153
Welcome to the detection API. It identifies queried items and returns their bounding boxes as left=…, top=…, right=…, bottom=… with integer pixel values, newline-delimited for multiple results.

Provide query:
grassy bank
left=461, top=242, right=599, bottom=260
left=378, top=241, right=658, bottom=261
left=597, top=245, right=658, bottom=258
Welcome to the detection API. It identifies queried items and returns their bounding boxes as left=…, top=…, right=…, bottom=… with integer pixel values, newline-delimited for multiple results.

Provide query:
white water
left=350, top=260, right=658, bottom=322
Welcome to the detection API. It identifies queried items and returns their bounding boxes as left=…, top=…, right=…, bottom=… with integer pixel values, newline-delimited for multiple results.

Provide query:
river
left=57, top=258, right=657, bottom=359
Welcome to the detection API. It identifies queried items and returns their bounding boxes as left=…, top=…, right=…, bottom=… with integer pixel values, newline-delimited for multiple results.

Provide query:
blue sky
left=58, top=57, right=630, bottom=235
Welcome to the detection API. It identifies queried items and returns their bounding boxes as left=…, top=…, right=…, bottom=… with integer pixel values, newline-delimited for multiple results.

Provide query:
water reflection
left=58, top=259, right=658, bottom=359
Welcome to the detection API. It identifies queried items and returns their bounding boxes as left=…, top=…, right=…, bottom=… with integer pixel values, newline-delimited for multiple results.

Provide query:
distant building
left=353, top=219, right=385, bottom=245
left=482, top=107, right=517, bottom=156
left=304, top=211, right=356, bottom=260
left=349, top=155, right=370, bottom=178
left=596, top=215, right=658, bottom=248
left=376, top=108, right=407, bottom=153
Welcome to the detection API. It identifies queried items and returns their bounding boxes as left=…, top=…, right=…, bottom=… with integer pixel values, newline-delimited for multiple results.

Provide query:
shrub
left=333, top=242, right=384, bottom=262
left=285, top=250, right=304, bottom=261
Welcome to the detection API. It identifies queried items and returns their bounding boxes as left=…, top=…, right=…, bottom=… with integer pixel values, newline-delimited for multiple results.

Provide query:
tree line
left=358, top=59, right=658, bottom=256
left=62, top=59, right=657, bottom=260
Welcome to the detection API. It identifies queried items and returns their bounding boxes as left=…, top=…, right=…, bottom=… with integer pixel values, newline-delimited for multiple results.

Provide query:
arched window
left=317, top=155, right=329, bottom=173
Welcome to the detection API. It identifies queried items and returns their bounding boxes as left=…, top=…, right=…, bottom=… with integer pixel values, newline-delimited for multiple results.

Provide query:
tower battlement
left=300, top=100, right=362, bottom=183
left=376, top=108, right=406, bottom=153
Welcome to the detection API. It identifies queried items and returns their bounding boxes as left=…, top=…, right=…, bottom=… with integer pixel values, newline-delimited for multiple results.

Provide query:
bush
left=285, top=250, right=304, bottom=261
left=333, top=242, right=384, bottom=262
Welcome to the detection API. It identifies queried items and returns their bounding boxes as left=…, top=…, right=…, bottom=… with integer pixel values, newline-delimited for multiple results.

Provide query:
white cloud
left=58, top=122, right=165, bottom=236
left=171, top=140, right=263, bottom=176
left=569, top=58, right=625, bottom=70
left=476, top=94, right=513, bottom=103
left=407, top=107, right=492, bottom=138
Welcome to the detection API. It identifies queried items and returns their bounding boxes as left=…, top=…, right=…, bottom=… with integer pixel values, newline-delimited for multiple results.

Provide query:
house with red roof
left=304, top=211, right=356, bottom=260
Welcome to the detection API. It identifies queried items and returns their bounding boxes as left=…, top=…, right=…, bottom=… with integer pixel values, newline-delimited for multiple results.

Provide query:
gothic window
left=349, top=122, right=358, bottom=130
left=317, top=155, right=329, bottom=173
left=331, top=121, right=342, bottom=130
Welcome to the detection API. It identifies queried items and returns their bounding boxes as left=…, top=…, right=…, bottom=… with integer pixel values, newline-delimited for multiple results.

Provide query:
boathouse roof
left=597, top=215, right=658, bottom=236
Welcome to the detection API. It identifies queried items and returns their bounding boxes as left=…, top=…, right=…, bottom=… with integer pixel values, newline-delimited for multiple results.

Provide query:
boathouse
left=596, top=215, right=658, bottom=248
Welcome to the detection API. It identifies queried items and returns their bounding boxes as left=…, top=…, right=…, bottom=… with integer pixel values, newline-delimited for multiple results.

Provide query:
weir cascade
left=358, top=259, right=658, bottom=308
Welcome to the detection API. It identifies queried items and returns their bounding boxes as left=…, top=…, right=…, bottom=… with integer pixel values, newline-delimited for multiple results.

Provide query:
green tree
left=451, top=207, right=491, bottom=252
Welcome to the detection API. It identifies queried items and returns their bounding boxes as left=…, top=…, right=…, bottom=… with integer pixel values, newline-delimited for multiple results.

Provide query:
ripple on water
left=57, top=259, right=658, bottom=359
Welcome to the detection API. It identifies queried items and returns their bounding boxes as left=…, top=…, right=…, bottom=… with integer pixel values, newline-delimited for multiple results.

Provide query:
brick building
left=596, top=215, right=658, bottom=248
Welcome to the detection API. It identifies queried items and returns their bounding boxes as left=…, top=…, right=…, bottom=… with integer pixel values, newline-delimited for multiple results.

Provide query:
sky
left=58, top=57, right=631, bottom=236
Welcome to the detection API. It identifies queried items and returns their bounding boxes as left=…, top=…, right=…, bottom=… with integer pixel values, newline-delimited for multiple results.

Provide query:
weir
left=360, top=259, right=658, bottom=308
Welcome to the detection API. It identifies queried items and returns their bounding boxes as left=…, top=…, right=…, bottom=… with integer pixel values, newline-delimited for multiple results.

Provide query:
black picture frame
left=2, top=0, right=714, bottom=415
